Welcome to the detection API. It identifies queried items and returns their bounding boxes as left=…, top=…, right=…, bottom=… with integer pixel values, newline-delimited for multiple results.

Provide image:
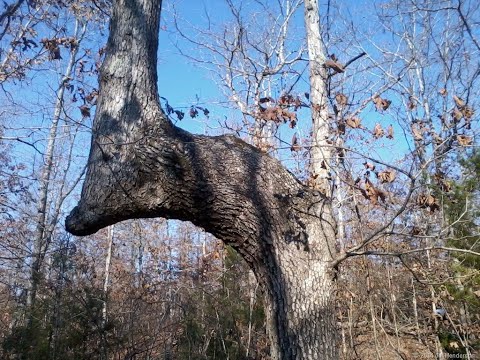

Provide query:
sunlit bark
left=66, top=0, right=338, bottom=358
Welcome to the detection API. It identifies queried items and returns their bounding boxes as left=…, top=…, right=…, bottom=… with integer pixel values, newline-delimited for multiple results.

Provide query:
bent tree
left=66, top=0, right=338, bottom=358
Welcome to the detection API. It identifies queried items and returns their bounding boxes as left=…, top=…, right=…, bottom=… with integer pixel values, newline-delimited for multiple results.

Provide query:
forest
left=0, top=0, right=478, bottom=359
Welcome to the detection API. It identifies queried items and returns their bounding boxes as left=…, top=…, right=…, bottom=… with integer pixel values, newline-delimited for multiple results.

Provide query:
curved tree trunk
left=65, top=0, right=338, bottom=358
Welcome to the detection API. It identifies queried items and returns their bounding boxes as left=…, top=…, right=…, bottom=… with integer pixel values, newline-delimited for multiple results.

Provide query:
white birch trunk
left=27, top=20, right=86, bottom=309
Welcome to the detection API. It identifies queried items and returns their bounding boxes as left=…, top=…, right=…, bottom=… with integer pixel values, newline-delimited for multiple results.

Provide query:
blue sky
left=154, top=0, right=413, bottom=169
left=2, top=0, right=478, bottom=193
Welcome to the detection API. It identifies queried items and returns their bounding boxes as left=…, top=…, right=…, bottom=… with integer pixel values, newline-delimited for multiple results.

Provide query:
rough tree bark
left=65, top=0, right=338, bottom=358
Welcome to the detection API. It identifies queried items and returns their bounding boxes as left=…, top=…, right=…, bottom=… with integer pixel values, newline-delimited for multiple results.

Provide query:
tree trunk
left=28, top=19, right=85, bottom=309
left=304, top=0, right=331, bottom=197
left=65, top=0, right=338, bottom=358
left=101, top=225, right=114, bottom=360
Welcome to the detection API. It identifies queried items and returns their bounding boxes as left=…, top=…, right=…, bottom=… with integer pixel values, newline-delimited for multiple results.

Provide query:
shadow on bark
left=65, top=0, right=339, bottom=357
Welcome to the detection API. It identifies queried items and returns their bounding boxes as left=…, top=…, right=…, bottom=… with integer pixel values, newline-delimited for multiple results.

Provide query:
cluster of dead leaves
left=361, top=178, right=387, bottom=205
left=76, top=88, right=98, bottom=117
left=41, top=37, right=78, bottom=60
left=457, top=134, right=473, bottom=146
left=411, top=121, right=428, bottom=141
left=434, top=172, right=453, bottom=193
left=450, top=99, right=474, bottom=147
left=372, top=123, right=384, bottom=139
left=433, top=95, right=474, bottom=147
left=414, top=172, right=456, bottom=213
left=356, top=164, right=396, bottom=205
left=276, top=94, right=303, bottom=110
left=411, top=119, right=469, bottom=148
left=417, top=193, right=440, bottom=212
left=258, top=95, right=301, bottom=129
left=337, top=117, right=362, bottom=135
left=363, top=163, right=396, bottom=183
left=258, top=106, right=297, bottom=126
left=377, top=169, right=396, bottom=183
left=451, top=95, right=474, bottom=146
left=189, top=106, right=210, bottom=118
left=436, top=94, right=475, bottom=147
left=74, top=87, right=98, bottom=103
left=159, top=97, right=210, bottom=122
left=346, top=117, right=362, bottom=129
left=334, top=93, right=395, bottom=139
left=437, top=93, right=474, bottom=133
left=452, top=95, right=474, bottom=126
left=337, top=117, right=394, bottom=140
left=11, top=37, right=38, bottom=51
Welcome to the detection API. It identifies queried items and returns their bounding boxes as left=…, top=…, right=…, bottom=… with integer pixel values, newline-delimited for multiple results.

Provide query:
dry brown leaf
left=281, top=109, right=296, bottom=122
left=372, top=123, right=384, bottom=139
left=452, top=108, right=463, bottom=122
left=290, top=133, right=301, bottom=152
left=278, top=94, right=293, bottom=105
left=41, top=38, right=62, bottom=60
left=325, top=59, right=345, bottom=73
left=346, top=117, right=362, bottom=128
left=294, top=96, right=302, bottom=110
left=407, top=96, right=416, bottom=110
left=411, top=227, right=422, bottom=236
left=377, top=170, right=396, bottom=183
left=363, top=178, right=386, bottom=205
left=417, top=194, right=439, bottom=212
left=373, top=95, right=391, bottom=111
left=79, top=105, right=90, bottom=117
left=411, top=123, right=424, bottom=141
left=462, top=106, right=474, bottom=120
left=453, top=95, right=465, bottom=108
left=85, top=90, right=98, bottom=105
left=432, top=133, right=443, bottom=145
left=457, top=135, right=473, bottom=146
left=386, top=125, right=394, bottom=139
left=440, top=179, right=452, bottom=192
left=439, top=88, right=447, bottom=96
left=335, top=93, right=348, bottom=107
left=189, top=107, right=198, bottom=118
left=363, top=162, right=376, bottom=171
left=259, top=97, right=274, bottom=103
